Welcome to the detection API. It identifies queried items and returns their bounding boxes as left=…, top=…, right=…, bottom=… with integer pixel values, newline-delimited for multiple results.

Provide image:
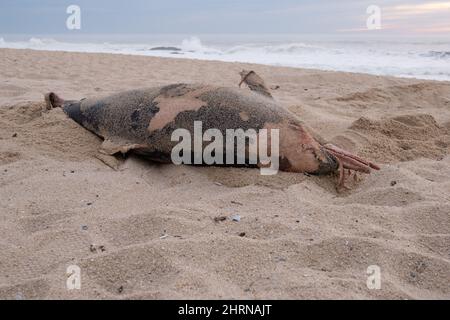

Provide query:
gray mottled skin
left=46, top=83, right=338, bottom=174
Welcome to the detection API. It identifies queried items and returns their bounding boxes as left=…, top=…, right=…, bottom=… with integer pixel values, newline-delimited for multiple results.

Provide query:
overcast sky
left=1, top=0, right=449, bottom=35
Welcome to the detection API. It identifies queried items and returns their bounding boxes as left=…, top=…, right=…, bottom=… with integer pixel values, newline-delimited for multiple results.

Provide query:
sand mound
left=335, top=83, right=450, bottom=110
left=0, top=101, right=101, bottom=162
left=331, top=114, right=450, bottom=163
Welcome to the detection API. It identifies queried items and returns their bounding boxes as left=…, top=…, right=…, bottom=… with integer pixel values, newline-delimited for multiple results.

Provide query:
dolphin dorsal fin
left=238, top=70, right=273, bottom=99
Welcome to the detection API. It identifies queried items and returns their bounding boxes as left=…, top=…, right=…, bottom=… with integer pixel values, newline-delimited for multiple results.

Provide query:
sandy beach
left=0, top=48, right=449, bottom=299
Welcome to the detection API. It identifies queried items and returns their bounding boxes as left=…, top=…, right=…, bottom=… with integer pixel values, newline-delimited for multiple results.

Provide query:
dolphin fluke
left=44, top=92, right=65, bottom=110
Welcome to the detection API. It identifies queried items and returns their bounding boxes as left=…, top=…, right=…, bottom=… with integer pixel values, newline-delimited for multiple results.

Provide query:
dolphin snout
left=314, top=147, right=339, bottom=175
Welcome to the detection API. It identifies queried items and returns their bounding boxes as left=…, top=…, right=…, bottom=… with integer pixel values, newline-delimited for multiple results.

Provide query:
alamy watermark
left=366, top=5, right=382, bottom=30
left=171, top=121, right=280, bottom=175
left=366, top=265, right=381, bottom=290
left=66, top=5, right=81, bottom=30
left=66, top=265, right=81, bottom=290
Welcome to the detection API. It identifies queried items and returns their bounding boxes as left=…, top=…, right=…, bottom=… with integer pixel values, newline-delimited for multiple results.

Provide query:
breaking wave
left=1, top=35, right=449, bottom=81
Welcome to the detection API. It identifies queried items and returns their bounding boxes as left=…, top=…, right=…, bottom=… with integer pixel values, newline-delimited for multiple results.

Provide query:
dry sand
left=0, top=48, right=449, bottom=299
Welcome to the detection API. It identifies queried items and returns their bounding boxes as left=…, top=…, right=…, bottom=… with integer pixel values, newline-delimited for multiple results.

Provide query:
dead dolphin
left=45, top=82, right=379, bottom=185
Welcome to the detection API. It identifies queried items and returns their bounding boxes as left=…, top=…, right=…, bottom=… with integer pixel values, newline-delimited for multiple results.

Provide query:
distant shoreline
left=1, top=47, right=449, bottom=84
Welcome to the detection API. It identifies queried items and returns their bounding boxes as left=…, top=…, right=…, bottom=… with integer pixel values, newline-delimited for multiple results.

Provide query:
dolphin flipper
left=99, top=138, right=147, bottom=156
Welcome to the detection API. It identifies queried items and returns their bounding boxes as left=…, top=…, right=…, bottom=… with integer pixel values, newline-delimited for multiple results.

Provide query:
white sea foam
left=1, top=35, right=449, bottom=81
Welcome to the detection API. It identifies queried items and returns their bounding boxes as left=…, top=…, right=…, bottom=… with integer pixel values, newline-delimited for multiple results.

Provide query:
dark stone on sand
left=214, top=216, right=227, bottom=222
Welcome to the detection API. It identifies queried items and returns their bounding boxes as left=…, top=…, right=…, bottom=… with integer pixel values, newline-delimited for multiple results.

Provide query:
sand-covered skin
left=0, top=48, right=449, bottom=299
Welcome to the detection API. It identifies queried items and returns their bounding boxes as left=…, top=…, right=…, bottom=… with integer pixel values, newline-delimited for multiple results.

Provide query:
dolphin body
left=45, top=83, right=379, bottom=180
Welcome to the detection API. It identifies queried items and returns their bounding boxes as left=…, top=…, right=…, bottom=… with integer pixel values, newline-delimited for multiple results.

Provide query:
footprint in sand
left=0, top=278, right=51, bottom=300
left=0, top=151, right=21, bottom=166
left=0, top=84, right=28, bottom=98
left=80, top=246, right=179, bottom=296
left=204, top=166, right=306, bottom=189
left=342, top=187, right=424, bottom=207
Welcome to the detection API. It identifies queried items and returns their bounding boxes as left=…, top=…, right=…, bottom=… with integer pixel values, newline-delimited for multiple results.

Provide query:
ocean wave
left=0, top=36, right=449, bottom=81
left=423, top=51, right=450, bottom=59
left=180, top=36, right=221, bottom=54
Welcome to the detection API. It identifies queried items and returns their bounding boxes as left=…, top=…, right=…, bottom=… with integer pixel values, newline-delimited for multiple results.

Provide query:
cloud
left=383, top=1, right=450, bottom=18
left=380, top=1, right=450, bottom=33
left=391, top=1, right=450, bottom=12
left=0, top=0, right=449, bottom=35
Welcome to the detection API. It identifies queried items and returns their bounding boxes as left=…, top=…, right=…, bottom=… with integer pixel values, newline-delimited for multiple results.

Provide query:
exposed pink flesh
left=324, top=144, right=380, bottom=170
left=321, top=143, right=380, bottom=189
left=326, top=150, right=371, bottom=174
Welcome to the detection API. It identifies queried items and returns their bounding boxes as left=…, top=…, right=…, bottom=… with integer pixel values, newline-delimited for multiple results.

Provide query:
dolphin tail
left=44, top=92, right=65, bottom=110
